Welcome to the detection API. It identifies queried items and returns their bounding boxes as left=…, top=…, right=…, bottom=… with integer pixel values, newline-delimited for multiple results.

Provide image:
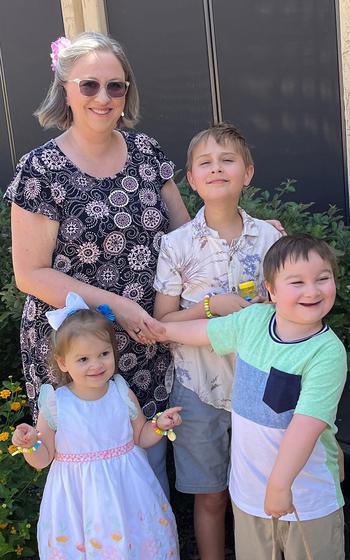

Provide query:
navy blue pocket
left=263, top=367, right=301, bottom=414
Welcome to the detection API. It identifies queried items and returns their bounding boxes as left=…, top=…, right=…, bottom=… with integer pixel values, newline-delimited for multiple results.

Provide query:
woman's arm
left=11, top=204, right=164, bottom=341
left=161, top=179, right=190, bottom=231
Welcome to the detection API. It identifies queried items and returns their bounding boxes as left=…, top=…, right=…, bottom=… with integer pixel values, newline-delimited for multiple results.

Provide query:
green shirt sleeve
left=207, top=311, right=241, bottom=355
left=295, top=337, right=347, bottom=426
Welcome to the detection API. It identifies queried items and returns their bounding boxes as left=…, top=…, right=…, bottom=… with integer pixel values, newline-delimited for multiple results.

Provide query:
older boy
left=158, top=235, right=347, bottom=560
left=154, top=123, right=280, bottom=558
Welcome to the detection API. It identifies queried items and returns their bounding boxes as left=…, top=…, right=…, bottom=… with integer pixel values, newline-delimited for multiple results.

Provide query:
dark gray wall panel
left=0, top=0, right=64, bottom=188
left=106, top=0, right=214, bottom=175
left=213, top=0, right=348, bottom=215
left=0, top=90, right=13, bottom=190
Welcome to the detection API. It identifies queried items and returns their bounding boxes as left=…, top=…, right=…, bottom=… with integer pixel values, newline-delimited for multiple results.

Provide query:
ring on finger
left=134, top=328, right=142, bottom=335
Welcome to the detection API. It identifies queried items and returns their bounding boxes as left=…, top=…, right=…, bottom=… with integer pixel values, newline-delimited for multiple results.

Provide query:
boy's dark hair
left=186, top=122, right=254, bottom=170
left=49, top=309, right=119, bottom=386
left=263, top=234, right=337, bottom=287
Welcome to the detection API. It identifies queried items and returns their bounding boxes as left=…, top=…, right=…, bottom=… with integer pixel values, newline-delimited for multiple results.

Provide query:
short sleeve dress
left=4, top=131, right=174, bottom=420
left=37, top=375, right=179, bottom=559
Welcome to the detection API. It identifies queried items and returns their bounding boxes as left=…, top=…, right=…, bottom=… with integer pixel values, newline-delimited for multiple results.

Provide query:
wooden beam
left=82, top=0, right=108, bottom=34
left=60, top=0, right=85, bottom=39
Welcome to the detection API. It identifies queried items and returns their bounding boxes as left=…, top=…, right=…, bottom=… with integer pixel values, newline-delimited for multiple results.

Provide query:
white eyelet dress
left=37, top=375, right=179, bottom=559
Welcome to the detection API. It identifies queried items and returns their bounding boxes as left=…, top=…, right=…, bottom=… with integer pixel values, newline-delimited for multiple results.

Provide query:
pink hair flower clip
left=50, top=37, right=71, bottom=71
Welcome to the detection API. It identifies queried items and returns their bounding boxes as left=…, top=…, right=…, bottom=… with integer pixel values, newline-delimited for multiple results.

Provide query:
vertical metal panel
left=0, top=0, right=64, bottom=188
left=213, top=0, right=348, bottom=216
left=106, top=0, right=214, bottom=174
left=0, top=73, right=13, bottom=188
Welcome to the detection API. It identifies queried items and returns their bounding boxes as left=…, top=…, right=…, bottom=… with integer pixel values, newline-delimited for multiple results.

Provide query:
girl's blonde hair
left=49, top=309, right=119, bottom=386
left=35, top=31, right=139, bottom=130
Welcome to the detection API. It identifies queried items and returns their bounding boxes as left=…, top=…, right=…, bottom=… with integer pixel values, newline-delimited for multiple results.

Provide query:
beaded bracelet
left=203, top=294, right=214, bottom=319
left=151, top=412, right=176, bottom=442
left=11, top=432, right=42, bottom=456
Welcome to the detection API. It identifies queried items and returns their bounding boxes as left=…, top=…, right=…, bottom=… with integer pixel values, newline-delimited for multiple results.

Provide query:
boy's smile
left=187, top=137, right=254, bottom=205
left=265, top=251, right=336, bottom=341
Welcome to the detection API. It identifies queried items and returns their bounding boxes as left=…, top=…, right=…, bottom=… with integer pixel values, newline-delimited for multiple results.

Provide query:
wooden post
left=81, top=0, right=108, bottom=34
left=60, top=0, right=85, bottom=38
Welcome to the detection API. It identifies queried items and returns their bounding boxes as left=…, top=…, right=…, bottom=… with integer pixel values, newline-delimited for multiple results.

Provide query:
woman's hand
left=116, top=298, right=165, bottom=343
left=156, top=407, right=182, bottom=431
left=12, top=423, right=37, bottom=448
left=264, top=481, right=294, bottom=519
left=266, top=219, right=287, bottom=236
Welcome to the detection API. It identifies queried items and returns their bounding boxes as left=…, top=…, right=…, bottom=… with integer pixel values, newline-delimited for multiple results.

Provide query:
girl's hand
left=116, top=299, right=165, bottom=344
left=12, top=423, right=37, bottom=448
left=264, top=482, right=294, bottom=518
left=266, top=219, right=287, bottom=236
left=156, top=407, right=182, bottom=431
left=210, top=293, right=250, bottom=316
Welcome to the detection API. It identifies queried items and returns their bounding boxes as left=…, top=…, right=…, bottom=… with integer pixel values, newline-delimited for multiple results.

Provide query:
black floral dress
left=4, top=131, right=174, bottom=420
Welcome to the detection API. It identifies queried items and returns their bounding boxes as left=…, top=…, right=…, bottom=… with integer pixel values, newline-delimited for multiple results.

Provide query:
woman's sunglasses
left=66, top=78, right=130, bottom=98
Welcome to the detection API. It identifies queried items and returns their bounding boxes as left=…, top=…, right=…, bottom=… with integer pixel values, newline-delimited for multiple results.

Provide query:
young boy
left=157, top=234, right=347, bottom=560
left=153, top=123, right=281, bottom=558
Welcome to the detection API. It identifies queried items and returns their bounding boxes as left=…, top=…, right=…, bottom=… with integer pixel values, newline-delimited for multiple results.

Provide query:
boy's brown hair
left=186, top=122, right=254, bottom=170
left=49, top=309, right=119, bottom=386
left=263, top=234, right=337, bottom=288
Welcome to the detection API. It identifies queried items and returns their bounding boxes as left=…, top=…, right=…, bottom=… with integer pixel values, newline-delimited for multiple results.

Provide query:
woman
left=4, top=32, right=189, bottom=494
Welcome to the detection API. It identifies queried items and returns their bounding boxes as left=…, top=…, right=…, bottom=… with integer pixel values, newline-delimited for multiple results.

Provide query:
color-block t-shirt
left=207, top=304, right=347, bottom=520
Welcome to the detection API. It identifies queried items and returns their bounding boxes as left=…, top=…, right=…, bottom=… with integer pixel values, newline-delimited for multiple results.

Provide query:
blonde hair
left=35, top=32, right=139, bottom=130
left=186, top=122, right=254, bottom=170
left=49, top=309, right=119, bottom=386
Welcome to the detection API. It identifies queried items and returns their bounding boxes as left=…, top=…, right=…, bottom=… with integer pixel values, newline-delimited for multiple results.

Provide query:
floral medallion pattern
left=4, top=131, right=174, bottom=419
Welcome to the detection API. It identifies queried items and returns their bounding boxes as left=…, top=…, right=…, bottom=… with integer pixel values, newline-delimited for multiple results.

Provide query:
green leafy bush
left=177, top=177, right=350, bottom=360
left=0, top=377, right=46, bottom=558
left=0, top=199, right=25, bottom=381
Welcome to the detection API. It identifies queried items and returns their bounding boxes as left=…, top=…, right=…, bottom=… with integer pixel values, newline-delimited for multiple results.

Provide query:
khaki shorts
left=232, top=502, right=344, bottom=560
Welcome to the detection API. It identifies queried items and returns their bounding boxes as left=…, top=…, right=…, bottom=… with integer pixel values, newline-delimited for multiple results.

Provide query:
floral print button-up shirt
left=154, top=206, right=281, bottom=410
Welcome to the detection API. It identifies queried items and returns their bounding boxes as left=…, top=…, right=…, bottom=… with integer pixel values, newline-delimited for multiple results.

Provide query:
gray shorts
left=169, top=376, right=231, bottom=494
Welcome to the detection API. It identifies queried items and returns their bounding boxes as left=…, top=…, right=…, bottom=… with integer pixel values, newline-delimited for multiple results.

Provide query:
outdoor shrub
left=0, top=199, right=25, bottom=382
left=0, top=377, right=46, bottom=558
left=177, top=176, right=350, bottom=360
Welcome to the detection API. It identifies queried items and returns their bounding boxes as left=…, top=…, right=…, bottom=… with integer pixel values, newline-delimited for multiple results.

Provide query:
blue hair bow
left=96, top=304, right=116, bottom=322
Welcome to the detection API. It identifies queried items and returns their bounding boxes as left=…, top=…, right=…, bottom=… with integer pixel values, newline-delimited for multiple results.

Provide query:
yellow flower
left=0, top=390, right=11, bottom=399
left=90, top=539, right=102, bottom=549
left=8, top=444, right=18, bottom=455
left=0, top=523, right=8, bottom=529
left=10, top=402, right=21, bottom=411
left=15, top=545, right=23, bottom=556
left=56, top=535, right=69, bottom=543
left=161, top=503, right=168, bottom=512
left=10, top=526, right=16, bottom=534
left=111, top=533, right=123, bottom=541
left=159, top=517, right=169, bottom=526
left=0, top=432, right=9, bottom=441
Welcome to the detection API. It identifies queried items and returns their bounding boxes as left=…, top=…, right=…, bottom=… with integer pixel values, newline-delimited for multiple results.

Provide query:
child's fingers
left=165, top=406, right=182, bottom=415
left=172, top=413, right=182, bottom=426
left=12, top=424, right=36, bottom=446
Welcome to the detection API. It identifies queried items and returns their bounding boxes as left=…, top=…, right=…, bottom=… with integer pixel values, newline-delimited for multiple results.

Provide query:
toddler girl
left=12, top=292, right=181, bottom=560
